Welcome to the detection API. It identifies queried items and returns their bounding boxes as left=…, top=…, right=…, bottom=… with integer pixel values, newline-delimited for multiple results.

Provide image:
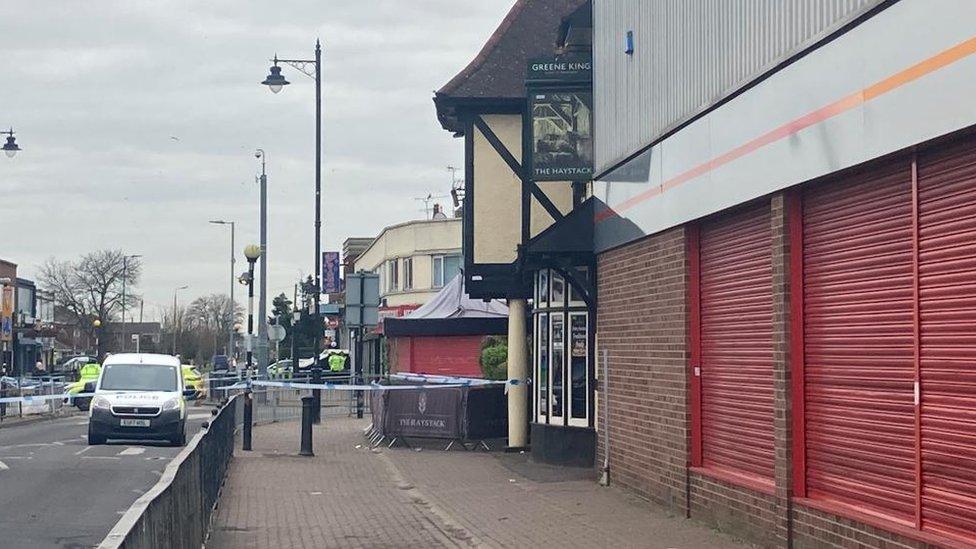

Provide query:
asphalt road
left=0, top=405, right=217, bottom=549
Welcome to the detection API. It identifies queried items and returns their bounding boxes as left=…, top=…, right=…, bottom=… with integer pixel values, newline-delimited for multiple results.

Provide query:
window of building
left=533, top=269, right=591, bottom=428
left=403, top=257, right=413, bottom=290
left=386, top=259, right=399, bottom=292
left=432, top=254, right=461, bottom=288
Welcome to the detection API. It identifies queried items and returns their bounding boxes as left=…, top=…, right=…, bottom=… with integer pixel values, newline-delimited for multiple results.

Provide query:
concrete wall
left=355, top=218, right=462, bottom=306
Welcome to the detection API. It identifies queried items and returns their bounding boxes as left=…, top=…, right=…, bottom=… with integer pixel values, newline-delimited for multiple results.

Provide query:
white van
left=88, top=353, right=187, bottom=446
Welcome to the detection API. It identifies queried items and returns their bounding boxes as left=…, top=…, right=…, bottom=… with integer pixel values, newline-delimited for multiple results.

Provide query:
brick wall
left=596, top=226, right=690, bottom=512
left=690, top=473, right=778, bottom=546
left=595, top=195, right=945, bottom=549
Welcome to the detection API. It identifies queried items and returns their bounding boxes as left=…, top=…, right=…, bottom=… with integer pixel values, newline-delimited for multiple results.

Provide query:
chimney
left=432, top=203, right=447, bottom=220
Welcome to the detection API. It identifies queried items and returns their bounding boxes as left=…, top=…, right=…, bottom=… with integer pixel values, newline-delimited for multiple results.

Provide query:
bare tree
left=39, top=250, right=141, bottom=359
left=161, top=294, right=243, bottom=364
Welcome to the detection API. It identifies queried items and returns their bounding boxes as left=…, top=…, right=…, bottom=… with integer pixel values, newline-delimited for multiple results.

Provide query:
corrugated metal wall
left=593, top=0, right=885, bottom=174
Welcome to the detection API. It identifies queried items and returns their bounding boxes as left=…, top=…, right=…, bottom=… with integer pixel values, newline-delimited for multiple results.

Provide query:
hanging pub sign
left=526, top=54, right=593, bottom=182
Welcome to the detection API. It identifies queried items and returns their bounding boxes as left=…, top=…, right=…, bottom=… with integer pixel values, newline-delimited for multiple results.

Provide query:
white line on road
left=119, top=447, right=145, bottom=456
left=0, top=460, right=8, bottom=471
left=74, top=446, right=92, bottom=456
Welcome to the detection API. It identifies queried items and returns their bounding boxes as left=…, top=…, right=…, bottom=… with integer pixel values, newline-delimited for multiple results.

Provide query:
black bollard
left=299, top=396, right=315, bottom=456
left=243, top=391, right=253, bottom=451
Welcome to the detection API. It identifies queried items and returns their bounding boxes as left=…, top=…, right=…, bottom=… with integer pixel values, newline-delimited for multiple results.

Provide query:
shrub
left=480, top=344, right=508, bottom=381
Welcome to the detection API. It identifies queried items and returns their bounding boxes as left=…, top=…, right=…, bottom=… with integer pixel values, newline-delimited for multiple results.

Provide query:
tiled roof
left=434, top=0, right=587, bottom=132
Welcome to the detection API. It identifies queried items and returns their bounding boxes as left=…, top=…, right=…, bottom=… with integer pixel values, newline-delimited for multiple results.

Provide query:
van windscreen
left=100, top=364, right=177, bottom=392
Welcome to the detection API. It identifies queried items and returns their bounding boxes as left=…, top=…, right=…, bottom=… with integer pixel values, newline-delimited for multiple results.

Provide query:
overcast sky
left=0, top=0, right=512, bottom=318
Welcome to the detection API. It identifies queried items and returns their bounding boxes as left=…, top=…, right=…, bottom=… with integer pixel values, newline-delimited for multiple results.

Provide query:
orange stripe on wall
left=596, top=35, right=976, bottom=225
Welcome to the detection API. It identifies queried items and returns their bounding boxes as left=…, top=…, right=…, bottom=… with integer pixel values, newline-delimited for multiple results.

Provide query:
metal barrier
left=97, top=394, right=239, bottom=549
left=0, top=376, right=69, bottom=423
left=210, top=375, right=372, bottom=425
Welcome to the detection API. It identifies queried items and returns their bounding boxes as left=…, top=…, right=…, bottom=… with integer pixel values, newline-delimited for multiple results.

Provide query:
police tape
left=209, top=378, right=526, bottom=393
left=0, top=392, right=95, bottom=405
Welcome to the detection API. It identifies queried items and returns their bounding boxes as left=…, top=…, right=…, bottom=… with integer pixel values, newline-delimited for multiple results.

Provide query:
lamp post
left=261, top=41, right=324, bottom=416
left=171, top=285, right=188, bottom=355
left=120, top=254, right=142, bottom=352
left=2, top=128, right=20, bottom=158
left=241, top=244, right=262, bottom=378
left=93, top=318, right=102, bottom=361
left=241, top=244, right=261, bottom=452
left=210, top=220, right=236, bottom=359
left=253, top=150, right=269, bottom=378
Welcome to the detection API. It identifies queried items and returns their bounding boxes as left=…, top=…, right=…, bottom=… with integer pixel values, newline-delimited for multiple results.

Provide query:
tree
left=480, top=337, right=508, bottom=380
left=39, top=250, right=141, bottom=359
left=176, top=294, right=241, bottom=364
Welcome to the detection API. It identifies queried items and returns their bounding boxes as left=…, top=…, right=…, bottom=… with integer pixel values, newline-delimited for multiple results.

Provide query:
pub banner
left=383, top=386, right=463, bottom=439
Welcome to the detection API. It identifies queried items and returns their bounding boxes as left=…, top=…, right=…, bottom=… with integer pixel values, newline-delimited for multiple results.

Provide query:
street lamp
left=241, top=244, right=262, bottom=378
left=261, top=40, right=324, bottom=419
left=93, top=318, right=102, bottom=360
left=121, top=254, right=142, bottom=352
left=210, top=220, right=236, bottom=360
left=172, top=285, right=188, bottom=355
left=2, top=128, right=21, bottom=158
left=253, top=150, right=269, bottom=378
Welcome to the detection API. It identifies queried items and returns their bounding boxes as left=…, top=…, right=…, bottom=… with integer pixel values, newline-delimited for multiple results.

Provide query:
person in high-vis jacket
left=328, top=352, right=346, bottom=372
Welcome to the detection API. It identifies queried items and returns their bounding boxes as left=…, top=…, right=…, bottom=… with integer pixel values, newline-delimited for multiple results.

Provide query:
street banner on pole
left=1, top=286, right=13, bottom=342
left=321, top=252, right=341, bottom=294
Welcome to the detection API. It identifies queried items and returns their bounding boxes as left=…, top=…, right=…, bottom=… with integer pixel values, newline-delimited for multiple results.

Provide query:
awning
left=385, top=274, right=509, bottom=337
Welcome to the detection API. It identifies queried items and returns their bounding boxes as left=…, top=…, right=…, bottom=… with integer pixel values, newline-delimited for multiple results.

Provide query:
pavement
left=0, top=403, right=217, bottom=549
left=208, top=418, right=751, bottom=549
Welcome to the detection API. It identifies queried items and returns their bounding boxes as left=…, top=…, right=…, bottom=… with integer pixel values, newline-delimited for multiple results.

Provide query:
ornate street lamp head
left=2, top=129, right=20, bottom=158
left=243, top=243, right=262, bottom=261
left=261, top=62, right=289, bottom=94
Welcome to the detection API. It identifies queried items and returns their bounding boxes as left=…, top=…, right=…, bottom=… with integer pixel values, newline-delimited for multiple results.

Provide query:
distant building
left=342, top=237, right=374, bottom=275
left=102, top=322, right=162, bottom=355
left=353, top=216, right=462, bottom=310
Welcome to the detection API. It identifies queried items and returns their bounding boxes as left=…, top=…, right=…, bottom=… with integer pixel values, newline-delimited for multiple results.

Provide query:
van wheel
left=170, top=424, right=186, bottom=447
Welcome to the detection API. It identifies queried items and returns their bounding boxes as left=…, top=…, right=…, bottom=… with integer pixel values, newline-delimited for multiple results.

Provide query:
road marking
left=74, top=447, right=91, bottom=456
left=0, top=460, right=8, bottom=471
left=119, top=447, right=145, bottom=456
left=82, top=456, right=120, bottom=460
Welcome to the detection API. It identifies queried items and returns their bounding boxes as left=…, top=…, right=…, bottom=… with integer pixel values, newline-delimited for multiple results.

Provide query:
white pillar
left=507, top=298, right=528, bottom=449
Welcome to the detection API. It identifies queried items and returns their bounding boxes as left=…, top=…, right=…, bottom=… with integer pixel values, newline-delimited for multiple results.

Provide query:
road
left=0, top=405, right=217, bottom=549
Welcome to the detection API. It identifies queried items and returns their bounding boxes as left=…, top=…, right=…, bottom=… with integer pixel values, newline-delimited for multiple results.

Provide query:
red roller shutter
left=406, top=336, right=484, bottom=378
left=917, top=139, right=976, bottom=543
left=802, top=160, right=917, bottom=525
left=699, top=203, right=774, bottom=482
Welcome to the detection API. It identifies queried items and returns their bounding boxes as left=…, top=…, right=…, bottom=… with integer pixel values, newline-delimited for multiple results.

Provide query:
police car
left=88, top=353, right=188, bottom=446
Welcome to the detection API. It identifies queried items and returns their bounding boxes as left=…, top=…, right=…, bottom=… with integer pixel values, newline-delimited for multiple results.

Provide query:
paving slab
left=208, top=418, right=751, bottom=549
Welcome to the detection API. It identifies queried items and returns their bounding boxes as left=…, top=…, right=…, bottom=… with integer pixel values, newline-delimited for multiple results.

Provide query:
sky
left=0, top=0, right=513, bottom=319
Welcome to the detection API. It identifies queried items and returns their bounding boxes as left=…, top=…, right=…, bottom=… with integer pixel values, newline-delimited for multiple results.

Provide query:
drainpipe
left=599, top=347, right=610, bottom=486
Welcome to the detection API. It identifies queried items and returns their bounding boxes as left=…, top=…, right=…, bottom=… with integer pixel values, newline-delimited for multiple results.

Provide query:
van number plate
left=120, top=419, right=150, bottom=427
